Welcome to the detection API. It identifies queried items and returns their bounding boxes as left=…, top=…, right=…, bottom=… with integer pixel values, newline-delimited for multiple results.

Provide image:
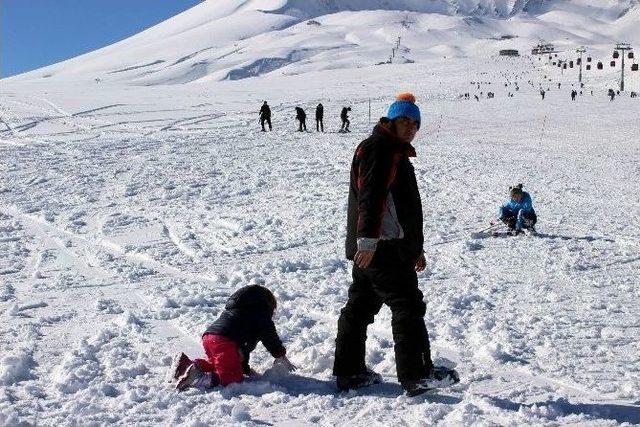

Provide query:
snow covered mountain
left=6, top=0, right=640, bottom=85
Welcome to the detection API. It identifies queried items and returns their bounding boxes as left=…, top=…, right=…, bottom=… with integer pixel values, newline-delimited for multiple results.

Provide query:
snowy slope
left=5, top=0, right=640, bottom=85
left=2, top=56, right=640, bottom=426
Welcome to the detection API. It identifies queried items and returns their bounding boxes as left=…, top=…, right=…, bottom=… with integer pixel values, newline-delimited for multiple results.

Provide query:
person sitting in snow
left=498, top=184, right=537, bottom=235
left=171, top=285, right=296, bottom=391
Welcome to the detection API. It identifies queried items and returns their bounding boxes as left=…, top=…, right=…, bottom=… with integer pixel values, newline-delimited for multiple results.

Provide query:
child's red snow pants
left=194, top=334, right=244, bottom=386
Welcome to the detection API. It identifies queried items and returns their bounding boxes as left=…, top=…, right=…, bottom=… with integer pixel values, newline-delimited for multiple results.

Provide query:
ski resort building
left=499, top=49, right=520, bottom=57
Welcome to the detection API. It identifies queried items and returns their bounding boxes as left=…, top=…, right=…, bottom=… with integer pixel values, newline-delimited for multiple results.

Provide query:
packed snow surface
left=1, top=0, right=640, bottom=426
left=2, top=55, right=639, bottom=425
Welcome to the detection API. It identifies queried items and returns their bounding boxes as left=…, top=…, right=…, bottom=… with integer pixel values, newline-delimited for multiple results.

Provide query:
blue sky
left=1, top=0, right=200, bottom=78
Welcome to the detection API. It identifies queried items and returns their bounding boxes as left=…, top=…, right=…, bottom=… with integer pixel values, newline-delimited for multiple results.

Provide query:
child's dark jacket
left=204, top=285, right=286, bottom=371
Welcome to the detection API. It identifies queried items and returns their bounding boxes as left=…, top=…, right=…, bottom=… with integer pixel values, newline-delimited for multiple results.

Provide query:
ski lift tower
left=613, top=43, right=633, bottom=91
left=576, top=46, right=586, bottom=83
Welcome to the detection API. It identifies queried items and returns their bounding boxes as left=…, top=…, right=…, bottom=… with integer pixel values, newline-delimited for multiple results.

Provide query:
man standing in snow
left=259, top=101, right=272, bottom=132
left=333, top=93, right=458, bottom=397
left=340, top=106, right=351, bottom=132
left=316, top=103, right=324, bottom=132
left=295, top=107, right=307, bottom=132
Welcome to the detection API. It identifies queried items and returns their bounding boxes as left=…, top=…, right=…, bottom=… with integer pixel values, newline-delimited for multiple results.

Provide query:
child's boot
left=169, top=352, right=192, bottom=382
left=176, top=363, right=204, bottom=391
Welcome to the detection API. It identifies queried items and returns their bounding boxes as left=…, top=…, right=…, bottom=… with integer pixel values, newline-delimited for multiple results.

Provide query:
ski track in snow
left=1, top=57, right=640, bottom=426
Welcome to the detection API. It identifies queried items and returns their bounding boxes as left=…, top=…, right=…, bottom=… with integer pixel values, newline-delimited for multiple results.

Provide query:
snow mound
left=0, top=348, right=35, bottom=386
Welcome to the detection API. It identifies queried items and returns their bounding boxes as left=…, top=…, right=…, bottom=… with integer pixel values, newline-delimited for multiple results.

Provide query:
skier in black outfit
left=259, top=101, right=272, bottom=131
left=340, top=106, right=351, bottom=132
left=295, top=107, right=307, bottom=132
left=316, top=103, right=324, bottom=132
left=333, top=93, right=458, bottom=397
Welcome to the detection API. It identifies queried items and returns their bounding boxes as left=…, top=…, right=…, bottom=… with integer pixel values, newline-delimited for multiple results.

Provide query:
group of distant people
left=260, top=102, right=352, bottom=133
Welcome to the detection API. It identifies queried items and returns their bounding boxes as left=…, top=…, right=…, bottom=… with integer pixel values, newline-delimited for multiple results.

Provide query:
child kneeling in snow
left=171, top=285, right=295, bottom=391
left=498, top=184, right=537, bottom=235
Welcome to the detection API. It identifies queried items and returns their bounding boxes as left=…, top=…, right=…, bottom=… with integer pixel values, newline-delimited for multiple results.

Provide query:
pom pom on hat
left=396, top=92, right=416, bottom=103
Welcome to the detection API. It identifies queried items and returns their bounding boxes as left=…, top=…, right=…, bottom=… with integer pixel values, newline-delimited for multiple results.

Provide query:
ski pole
left=476, top=222, right=502, bottom=234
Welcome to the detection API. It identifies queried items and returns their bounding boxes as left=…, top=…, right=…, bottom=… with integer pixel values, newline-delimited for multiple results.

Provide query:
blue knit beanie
left=387, top=92, right=421, bottom=130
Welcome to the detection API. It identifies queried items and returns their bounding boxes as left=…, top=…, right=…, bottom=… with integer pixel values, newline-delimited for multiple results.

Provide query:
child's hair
left=509, top=183, right=524, bottom=195
left=265, top=288, right=277, bottom=312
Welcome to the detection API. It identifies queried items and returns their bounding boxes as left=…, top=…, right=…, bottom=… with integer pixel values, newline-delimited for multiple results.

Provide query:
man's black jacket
left=260, top=104, right=271, bottom=118
left=345, top=121, right=424, bottom=266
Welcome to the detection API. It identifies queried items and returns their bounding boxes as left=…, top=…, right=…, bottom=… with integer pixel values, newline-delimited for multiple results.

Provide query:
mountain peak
left=6, top=0, right=638, bottom=85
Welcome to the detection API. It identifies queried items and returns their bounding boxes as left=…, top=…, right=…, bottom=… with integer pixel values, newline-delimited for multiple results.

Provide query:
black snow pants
left=261, top=116, right=272, bottom=131
left=333, top=264, right=433, bottom=382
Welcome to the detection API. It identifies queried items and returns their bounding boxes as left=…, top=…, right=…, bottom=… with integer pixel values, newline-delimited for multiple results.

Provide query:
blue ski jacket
left=498, top=192, right=535, bottom=227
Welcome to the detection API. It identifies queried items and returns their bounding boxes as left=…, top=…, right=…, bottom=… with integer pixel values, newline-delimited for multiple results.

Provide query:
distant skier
left=316, top=103, right=324, bottom=132
left=540, top=89, right=546, bottom=100
left=333, top=92, right=458, bottom=397
left=497, top=184, right=537, bottom=236
left=259, top=101, right=272, bottom=132
left=571, top=90, right=577, bottom=101
left=295, top=107, right=307, bottom=132
left=340, top=107, right=351, bottom=132
left=171, top=285, right=296, bottom=391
